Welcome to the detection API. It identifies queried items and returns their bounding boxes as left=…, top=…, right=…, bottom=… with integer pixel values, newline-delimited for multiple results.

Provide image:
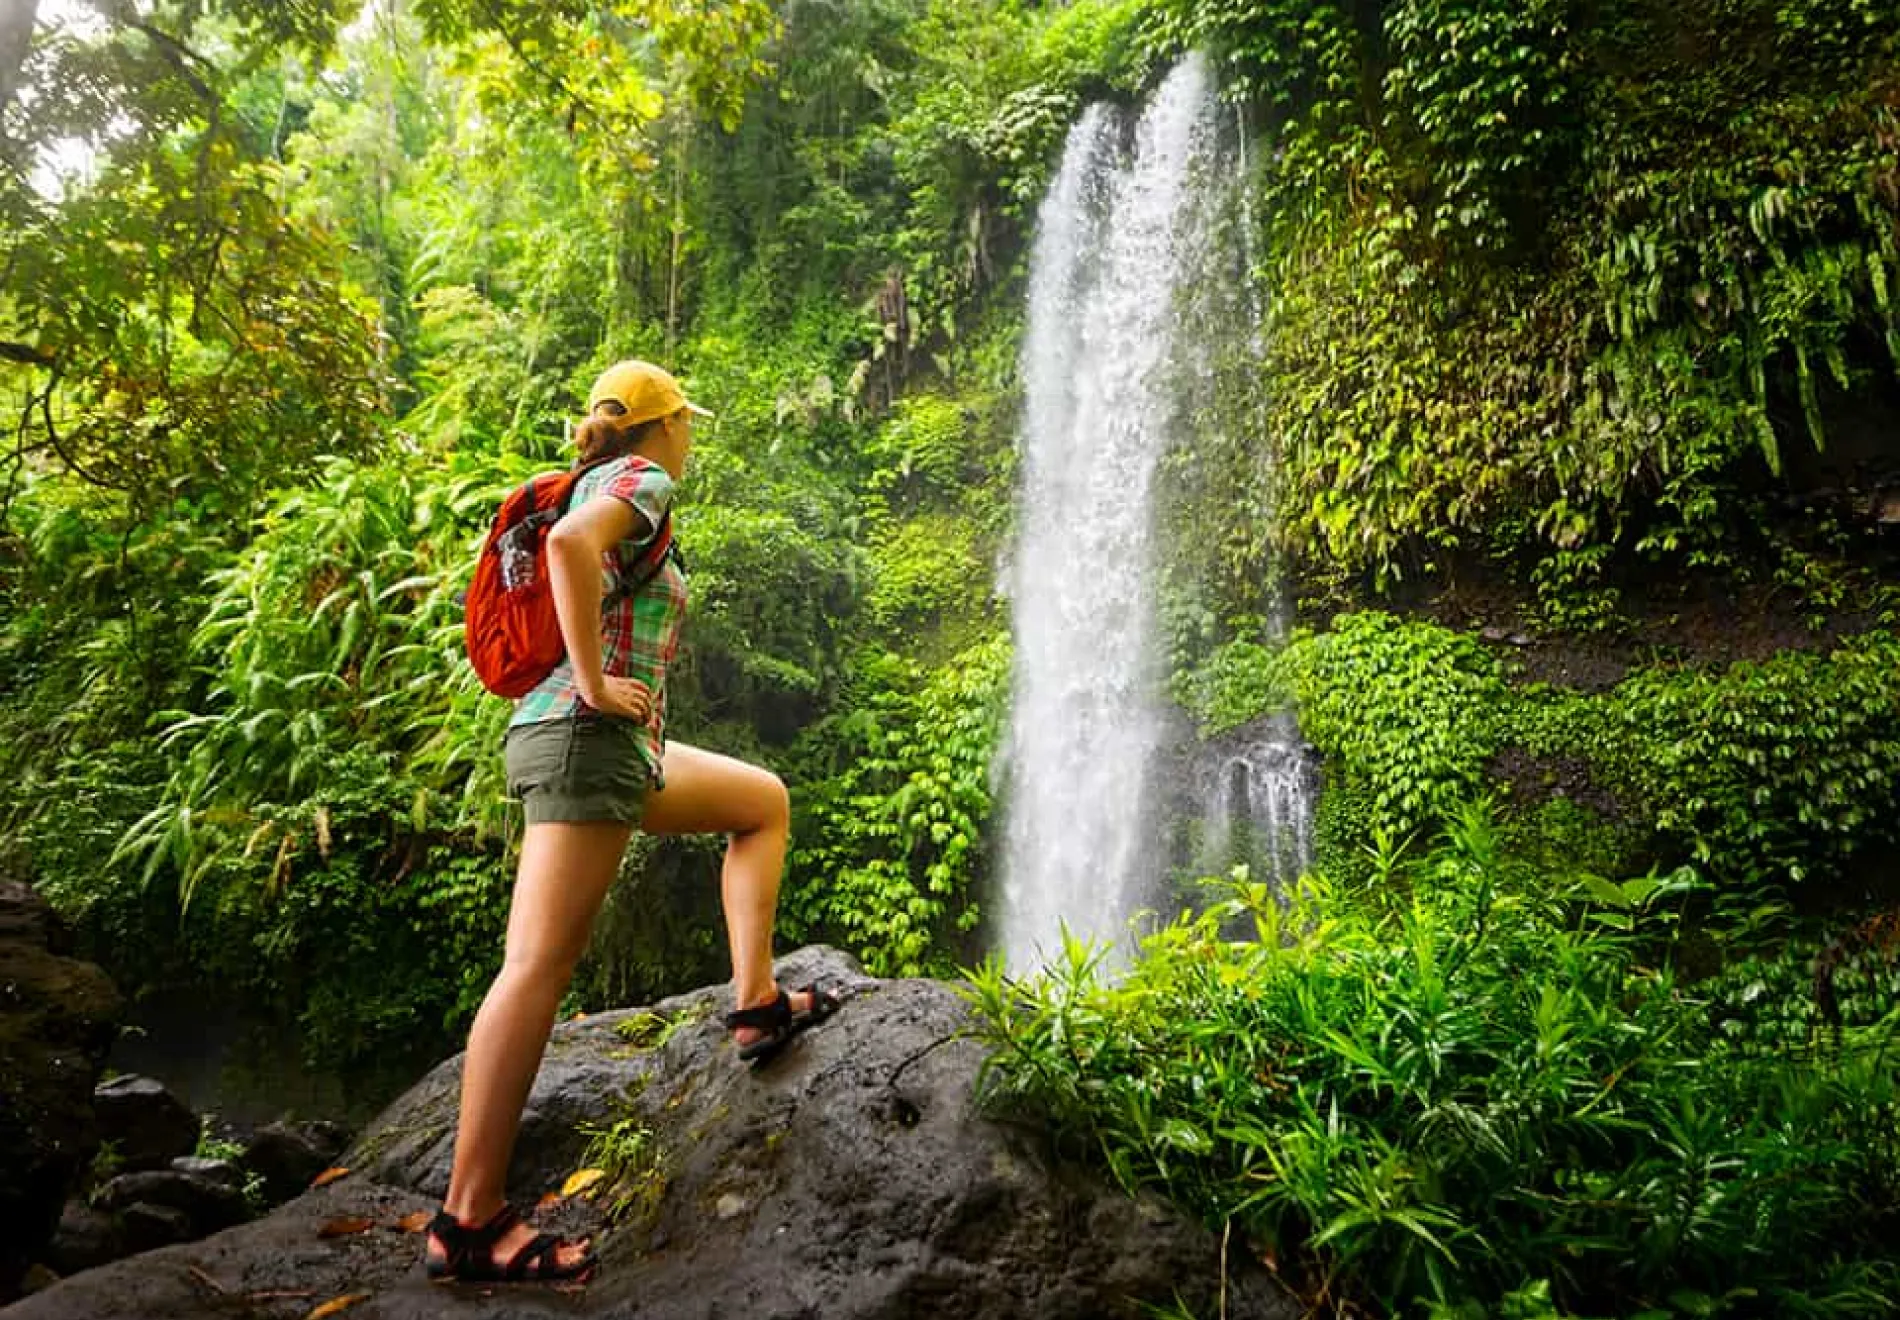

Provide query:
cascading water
left=1195, top=718, right=1317, bottom=892
left=999, top=54, right=1226, bottom=972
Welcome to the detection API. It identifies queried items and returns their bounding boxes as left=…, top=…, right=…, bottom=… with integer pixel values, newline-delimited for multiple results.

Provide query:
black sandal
left=425, top=1203, right=597, bottom=1284
left=723, top=982, right=843, bottom=1063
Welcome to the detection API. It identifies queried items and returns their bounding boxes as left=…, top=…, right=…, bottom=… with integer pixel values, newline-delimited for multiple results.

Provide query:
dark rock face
left=94, top=1169, right=249, bottom=1233
left=2, top=946, right=1298, bottom=1320
left=41, top=1204, right=124, bottom=1278
left=92, top=1074, right=199, bottom=1171
left=117, top=1202, right=195, bottom=1255
left=242, top=1120, right=349, bottom=1204
left=0, top=882, right=123, bottom=1303
left=169, top=1155, right=243, bottom=1187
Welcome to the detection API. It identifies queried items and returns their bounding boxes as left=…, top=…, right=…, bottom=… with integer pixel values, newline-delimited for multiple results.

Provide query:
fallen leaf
left=569, top=1010, right=587, bottom=1022
left=317, top=1216, right=374, bottom=1239
left=306, top=1295, right=370, bottom=1320
left=395, top=1210, right=432, bottom=1233
left=560, top=1167, right=606, bottom=1198
left=536, top=1192, right=564, bottom=1211
left=310, top=1166, right=351, bottom=1188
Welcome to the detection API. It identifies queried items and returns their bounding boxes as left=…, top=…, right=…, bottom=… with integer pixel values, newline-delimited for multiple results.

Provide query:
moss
left=612, top=1006, right=707, bottom=1053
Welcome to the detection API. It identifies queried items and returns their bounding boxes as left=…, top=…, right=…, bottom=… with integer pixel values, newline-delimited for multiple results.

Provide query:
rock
left=92, top=1075, right=198, bottom=1172
left=241, top=1120, right=349, bottom=1205
left=12, top=1270, right=55, bottom=1300
left=0, top=881, right=123, bottom=1304
left=0, top=946, right=1300, bottom=1320
left=43, top=1201, right=125, bottom=1278
left=117, top=1203, right=194, bottom=1254
left=94, top=1169, right=248, bottom=1234
left=0, top=885, right=57, bottom=947
left=169, top=1156, right=242, bottom=1189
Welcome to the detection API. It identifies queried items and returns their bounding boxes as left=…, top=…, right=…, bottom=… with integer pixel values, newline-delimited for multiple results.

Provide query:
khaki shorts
left=504, top=716, right=653, bottom=825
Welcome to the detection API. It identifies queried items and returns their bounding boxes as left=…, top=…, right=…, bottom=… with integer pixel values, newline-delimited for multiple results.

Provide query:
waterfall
left=1195, top=718, right=1317, bottom=892
left=1000, top=54, right=1225, bottom=972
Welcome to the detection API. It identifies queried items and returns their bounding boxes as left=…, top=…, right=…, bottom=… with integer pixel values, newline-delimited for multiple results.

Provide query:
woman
left=425, top=360, right=839, bottom=1284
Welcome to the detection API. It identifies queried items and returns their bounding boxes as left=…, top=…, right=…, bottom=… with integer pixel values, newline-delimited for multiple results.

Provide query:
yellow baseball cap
left=586, top=359, right=714, bottom=425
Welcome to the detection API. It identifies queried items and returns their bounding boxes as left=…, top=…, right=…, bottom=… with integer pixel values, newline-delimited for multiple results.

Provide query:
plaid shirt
left=509, top=456, right=687, bottom=787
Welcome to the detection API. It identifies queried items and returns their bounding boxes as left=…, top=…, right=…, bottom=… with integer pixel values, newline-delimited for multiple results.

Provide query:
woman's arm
left=547, top=496, right=653, bottom=721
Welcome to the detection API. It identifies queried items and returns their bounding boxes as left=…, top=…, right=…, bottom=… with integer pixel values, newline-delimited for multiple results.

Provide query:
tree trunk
left=665, top=111, right=689, bottom=360
left=0, top=0, right=39, bottom=124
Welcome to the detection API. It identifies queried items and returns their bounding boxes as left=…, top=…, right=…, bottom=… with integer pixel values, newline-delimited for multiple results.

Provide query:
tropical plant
left=966, top=803, right=1900, bottom=1318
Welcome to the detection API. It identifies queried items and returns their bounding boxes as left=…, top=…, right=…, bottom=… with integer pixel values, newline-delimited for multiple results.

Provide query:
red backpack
left=464, top=455, right=676, bottom=698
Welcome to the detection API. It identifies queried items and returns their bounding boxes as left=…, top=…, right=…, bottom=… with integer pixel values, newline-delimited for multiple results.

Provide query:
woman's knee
left=762, top=770, right=790, bottom=829
left=738, top=768, right=790, bottom=836
left=496, top=944, right=584, bottom=994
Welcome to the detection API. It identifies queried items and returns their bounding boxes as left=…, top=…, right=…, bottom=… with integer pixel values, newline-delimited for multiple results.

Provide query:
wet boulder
left=91, top=1075, right=198, bottom=1172
left=94, top=1167, right=249, bottom=1235
left=241, top=1120, right=349, bottom=1204
left=41, top=1202, right=125, bottom=1278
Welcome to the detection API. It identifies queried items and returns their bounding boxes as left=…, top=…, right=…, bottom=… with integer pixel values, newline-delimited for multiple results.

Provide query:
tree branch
left=0, top=340, right=55, bottom=367
left=32, top=369, right=123, bottom=494
left=478, top=0, right=655, bottom=177
left=93, top=2, right=219, bottom=105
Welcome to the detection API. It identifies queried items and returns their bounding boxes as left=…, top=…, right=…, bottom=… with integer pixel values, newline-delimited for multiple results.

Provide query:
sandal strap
left=503, top=1231, right=563, bottom=1281
left=789, top=982, right=841, bottom=1025
left=466, top=1202, right=521, bottom=1247
left=427, top=1210, right=467, bottom=1270
left=429, top=1203, right=520, bottom=1270
left=723, top=989, right=791, bottom=1030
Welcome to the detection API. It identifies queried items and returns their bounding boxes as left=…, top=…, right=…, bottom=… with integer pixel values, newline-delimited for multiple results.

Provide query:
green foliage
left=262, top=807, right=509, bottom=1069
left=789, top=633, right=1009, bottom=975
left=408, top=0, right=778, bottom=140
left=1605, top=631, right=1900, bottom=889
left=613, top=1005, right=702, bottom=1052
left=114, top=451, right=514, bottom=904
left=4, top=4, right=390, bottom=508
left=863, top=512, right=985, bottom=641
left=1146, top=0, right=1900, bottom=596
left=967, top=807, right=1900, bottom=1318
left=864, top=394, right=971, bottom=505
left=854, top=392, right=1008, bottom=654
left=1194, top=614, right=1900, bottom=900
left=576, top=1114, right=667, bottom=1224
left=14, top=740, right=173, bottom=955
left=668, top=481, right=859, bottom=736
left=1192, top=614, right=1509, bottom=838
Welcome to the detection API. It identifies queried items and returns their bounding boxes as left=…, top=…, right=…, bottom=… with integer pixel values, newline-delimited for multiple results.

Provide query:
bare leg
left=640, top=743, right=806, bottom=1037
left=432, top=819, right=629, bottom=1271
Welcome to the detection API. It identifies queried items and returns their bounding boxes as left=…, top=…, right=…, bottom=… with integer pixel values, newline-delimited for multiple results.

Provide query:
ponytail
left=575, top=405, right=668, bottom=466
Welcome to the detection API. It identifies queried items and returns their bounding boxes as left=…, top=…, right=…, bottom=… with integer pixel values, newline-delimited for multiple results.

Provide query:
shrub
left=1192, top=615, right=1900, bottom=900
left=1192, top=614, right=1510, bottom=842
left=787, top=633, right=1009, bottom=975
left=1606, top=631, right=1900, bottom=889
left=966, top=803, right=1900, bottom=1318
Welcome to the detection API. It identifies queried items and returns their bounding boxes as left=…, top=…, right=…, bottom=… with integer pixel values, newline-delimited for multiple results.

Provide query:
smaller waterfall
left=1193, top=719, right=1316, bottom=892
